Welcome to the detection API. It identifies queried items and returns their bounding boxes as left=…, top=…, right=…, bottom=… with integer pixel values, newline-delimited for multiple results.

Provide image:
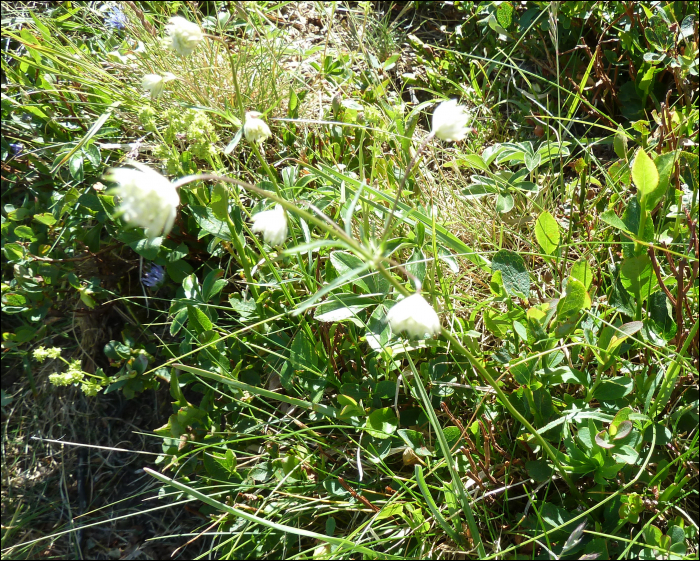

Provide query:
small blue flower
left=105, top=7, right=128, bottom=30
left=9, top=143, right=23, bottom=156
left=142, top=264, right=165, bottom=288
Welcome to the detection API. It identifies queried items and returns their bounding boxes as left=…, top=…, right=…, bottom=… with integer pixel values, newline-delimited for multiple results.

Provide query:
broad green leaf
left=491, top=249, right=530, bottom=298
left=290, top=331, right=318, bottom=372
left=314, top=294, right=373, bottom=324
left=202, top=269, right=226, bottom=302
left=365, top=407, right=398, bottom=439
left=645, top=151, right=678, bottom=210
left=535, top=211, right=560, bottom=255
left=570, top=260, right=593, bottom=289
left=620, top=255, right=657, bottom=301
left=34, top=213, right=57, bottom=226
left=210, top=183, right=229, bottom=221
left=187, top=305, right=212, bottom=333
left=526, top=459, right=553, bottom=482
left=437, top=247, right=459, bottom=274
left=557, top=278, right=588, bottom=320
left=495, top=193, right=514, bottom=213
left=593, top=377, right=634, bottom=401
left=405, top=248, right=426, bottom=289
left=631, top=148, right=659, bottom=200
left=191, top=206, right=231, bottom=241
left=600, top=209, right=630, bottom=232
left=330, top=251, right=370, bottom=292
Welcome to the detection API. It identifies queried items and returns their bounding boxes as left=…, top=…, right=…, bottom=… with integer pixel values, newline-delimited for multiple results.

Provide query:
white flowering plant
left=4, top=4, right=697, bottom=560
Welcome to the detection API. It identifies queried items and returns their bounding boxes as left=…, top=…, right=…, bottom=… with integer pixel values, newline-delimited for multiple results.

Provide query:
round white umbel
left=385, top=293, right=441, bottom=339
left=251, top=204, right=288, bottom=246
left=244, top=112, right=272, bottom=144
left=166, top=16, right=204, bottom=57
left=432, top=99, right=473, bottom=142
left=104, top=162, right=179, bottom=239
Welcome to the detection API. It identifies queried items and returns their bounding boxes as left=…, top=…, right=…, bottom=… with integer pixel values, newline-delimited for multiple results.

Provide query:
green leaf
left=405, top=248, right=426, bottom=290
left=437, top=247, right=459, bottom=274
left=202, top=269, right=226, bottom=302
left=34, top=213, right=57, bottom=226
left=68, top=152, right=84, bottom=181
left=14, top=225, right=36, bottom=240
left=535, top=211, right=560, bottom=255
left=314, top=294, right=374, bottom=323
left=495, top=193, right=514, bottom=213
left=187, top=305, right=212, bottom=333
left=570, top=259, right=593, bottom=290
left=191, top=206, right=231, bottom=241
left=290, top=331, right=318, bottom=372
left=526, top=459, right=554, bottom=482
left=330, top=251, right=370, bottom=292
left=631, top=148, right=659, bottom=200
left=620, top=255, right=657, bottom=301
left=491, top=249, right=530, bottom=299
left=593, top=377, right=634, bottom=401
left=646, top=151, right=677, bottom=210
left=365, top=407, right=398, bottom=439
left=210, top=183, right=229, bottom=222
left=600, top=209, right=631, bottom=232
left=496, top=1, right=513, bottom=28
left=557, top=278, right=588, bottom=320
left=614, top=125, right=628, bottom=160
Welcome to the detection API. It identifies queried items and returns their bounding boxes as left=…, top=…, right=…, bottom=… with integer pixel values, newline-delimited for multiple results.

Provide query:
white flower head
left=104, top=162, right=179, bottom=238
left=251, top=204, right=287, bottom=246
left=142, top=72, right=176, bottom=99
left=244, top=111, right=272, bottom=144
left=386, top=293, right=441, bottom=339
left=432, top=99, right=473, bottom=142
left=166, top=16, right=203, bottom=57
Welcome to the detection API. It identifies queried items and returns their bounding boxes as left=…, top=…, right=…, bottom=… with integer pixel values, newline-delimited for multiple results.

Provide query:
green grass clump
left=2, top=2, right=698, bottom=559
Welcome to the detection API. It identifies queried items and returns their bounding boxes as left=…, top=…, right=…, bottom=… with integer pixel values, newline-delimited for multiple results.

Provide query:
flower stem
left=379, top=131, right=435, bottom=247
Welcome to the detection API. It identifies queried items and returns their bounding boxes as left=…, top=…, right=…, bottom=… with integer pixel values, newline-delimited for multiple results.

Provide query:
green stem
left=379, top=131, right=435, bottom=246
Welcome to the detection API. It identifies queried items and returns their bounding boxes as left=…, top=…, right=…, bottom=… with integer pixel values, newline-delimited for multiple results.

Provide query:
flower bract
left=104, top=163, right=180, bottom=238
left=244, top=111, right=272, bottom=144
left=166, top=16, right=203, bottom=56
left=385, top=293, right=441, bottom=339
left=251, top=204, right=287, bottom=246
left=432, top=99, right=473, bottom=142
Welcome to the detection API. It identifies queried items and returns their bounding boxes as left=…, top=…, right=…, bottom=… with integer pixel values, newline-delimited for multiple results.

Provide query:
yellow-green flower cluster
left=81, top=380, right=103, bottom=397
left=151, top=108, right=219, bottom=173
left=33, top=346, right=62, bottom=363
left=48, top=360, right=85, bottom=387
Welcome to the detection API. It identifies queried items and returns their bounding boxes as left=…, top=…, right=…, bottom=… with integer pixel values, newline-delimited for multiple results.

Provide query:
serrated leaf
left=535, top=211, right=560, bottom=255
